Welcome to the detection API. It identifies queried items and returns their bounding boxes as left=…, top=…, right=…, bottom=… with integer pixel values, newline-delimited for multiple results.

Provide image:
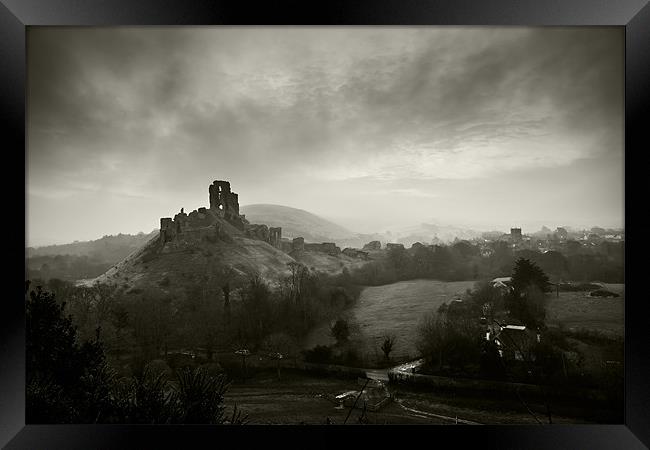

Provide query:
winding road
left=363, top=359, right=482, bottom=425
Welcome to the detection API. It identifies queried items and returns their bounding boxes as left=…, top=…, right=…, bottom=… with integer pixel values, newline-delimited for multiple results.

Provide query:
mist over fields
left=24, top=26, right=625, bottom=426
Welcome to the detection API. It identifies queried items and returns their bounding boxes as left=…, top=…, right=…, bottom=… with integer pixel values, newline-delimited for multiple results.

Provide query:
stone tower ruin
left=269, top=227, right=282, bottom=248
left=209, top=180, right=240, bottom=219
left=159, top=179, right=284, bottom=248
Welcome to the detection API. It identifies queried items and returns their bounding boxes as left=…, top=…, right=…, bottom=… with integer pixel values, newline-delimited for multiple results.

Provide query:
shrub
left=146, top=359, right=174, bottom=381
left=201, top=362, right=225, bottom=377
left=170, top=367, right=229, bottom=424
left=479, top=340, right=505, bottom=379
left=380, top=335, right=396, bottom=360
left=167, top=352, right=198, bottom=370
left=340, top=348, right=361, bottom=366
left=26, top=285, right=114, bottom=423
left=303, top=345, right=333, bottom=364
left=25, top=283, right=243, bottom=425
left=330, top=319, right=350, bottom=345
left=589, top=289, right=620, bottom=298
left=416, top=312, right=481, bottom=373
left=531, top=341, right=564, bottom=381
left=112, top=365, right=234, bottom=424
left=113, top=366, right=172, bottom=423
left=262, top=332, right=299, bottom=359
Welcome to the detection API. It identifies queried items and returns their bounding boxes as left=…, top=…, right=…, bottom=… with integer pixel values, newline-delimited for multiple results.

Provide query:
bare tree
left=381, top=334, right=396, bottom=361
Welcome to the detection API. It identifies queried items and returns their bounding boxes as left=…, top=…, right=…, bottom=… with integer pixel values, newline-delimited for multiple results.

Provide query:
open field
left=303, top=280, right=476, bottom=361
left=230, top=279, right=623, bottom=424
left=545, top=283, right=624, bottom=337
left=223, top=370, right=611, bottom=424
left=303, top=280, right=625, bottom=363
left=223, top=371, right=438, bottom=425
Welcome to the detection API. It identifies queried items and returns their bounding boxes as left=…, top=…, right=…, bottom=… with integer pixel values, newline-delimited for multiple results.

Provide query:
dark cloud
left=27, top=27, right=623, bottom=245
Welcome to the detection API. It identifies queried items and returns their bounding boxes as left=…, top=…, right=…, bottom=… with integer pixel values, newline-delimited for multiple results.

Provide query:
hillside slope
left=240, top=204, right=484, bottom=249
left=88, top=216, right=295, bottom=291
left=240, top=204, right=356, bottom=243
left=27, top=231, right=158, bottom=262
left=26, top=231, right=159, bottom=282
left=84, top=214, right=370, bottom=294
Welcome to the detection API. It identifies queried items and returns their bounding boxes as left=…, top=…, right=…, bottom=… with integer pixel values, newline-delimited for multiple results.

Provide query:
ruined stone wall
left=209, top=180, right=240, bottom=218
left=304, top=242, right=341, bottom=256
left=242, top=223, right=285, bottom=248
left=229, top=193, right=240, bottom=216
left=321, top=242, right=340, bottom=255
left=342, top=248, right=369, bottom=259
left=160, top=206, right=217, bottom=245
left=184, top=207, right=217, bottom=229
left=158, top=179, right=253, bottom=246
left=362, top=240, right=381, bottom=251
left=269, top=227, right=282, bottom=248
left=292, top=237, right=305, bottom=252
left=245, top=223, right=270, bottom=242
left=173, top=210, right=188, bottom=234
left=209, top=180, right=230, bottom=211
left=280, top=238, right=293, bottom=253
left=160, top=217, right=175, bottom=244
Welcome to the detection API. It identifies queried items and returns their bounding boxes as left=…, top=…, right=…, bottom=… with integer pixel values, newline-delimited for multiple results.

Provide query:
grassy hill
left=240, top=204, right=483, bottom=249
left=91, top=238, right=293, bottom=293
left=82, top=213, right=373, bottom=294
left=240, top=204, right=356, bottom=243
left=26, top=231, right=159, bottom=282
left=27, top=231, right=158, bottom=260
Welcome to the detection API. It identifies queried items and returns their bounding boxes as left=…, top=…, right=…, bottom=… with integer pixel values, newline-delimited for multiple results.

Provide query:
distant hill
left=26, top=231, right=159, bottom=282
left=242, top=204, right=486, bottom=249
left=27, top=231, right=158, bottom=262
left=25, top=203, right=491, bottom=285
left=240, top=204, right=356, bottom=243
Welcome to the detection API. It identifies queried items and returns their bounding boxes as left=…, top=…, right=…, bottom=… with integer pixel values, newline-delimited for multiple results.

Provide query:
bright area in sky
left=27, top=27, right=623, bottom=246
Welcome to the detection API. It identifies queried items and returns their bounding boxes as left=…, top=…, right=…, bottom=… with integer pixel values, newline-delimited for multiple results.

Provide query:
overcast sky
left=27, top=27, right=623, bottom=246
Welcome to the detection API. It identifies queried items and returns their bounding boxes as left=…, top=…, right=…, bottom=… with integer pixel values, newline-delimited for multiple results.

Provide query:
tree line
left=346, top=240, right=623, bottom=286
left=26, top=283, right=248, bottom=424
left=413, top=258, right=623, bottom=416
left=25, top=260, right=362, bottom=422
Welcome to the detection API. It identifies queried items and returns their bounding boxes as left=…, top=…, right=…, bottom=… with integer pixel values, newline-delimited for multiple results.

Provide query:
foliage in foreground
left=506, top=258, right=551, bottom=328
left=416, top=312, right=483, bottom=373
left=32, top=258, right=362, bottom=369
left=26, top=284, right=246, bottom=424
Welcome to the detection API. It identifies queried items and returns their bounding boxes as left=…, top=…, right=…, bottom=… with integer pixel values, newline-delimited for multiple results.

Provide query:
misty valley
left=25, top=180, right=624, bottom=425
left=24, top=26, right=625, bottom=428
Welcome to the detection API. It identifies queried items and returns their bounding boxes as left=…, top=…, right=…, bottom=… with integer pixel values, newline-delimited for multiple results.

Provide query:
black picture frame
left=3, top=0, right=648, bottom=448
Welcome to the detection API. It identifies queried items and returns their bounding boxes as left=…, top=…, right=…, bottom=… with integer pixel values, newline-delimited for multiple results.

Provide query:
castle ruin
left=304, top=242, right=341, bottom=256
left=209, top=180, right=240, bottom=220
left=159, top=180, right=282, bottom=250
left=159, top=180, right=354, bottom=260
left=269, top=227, right=282, bottom=248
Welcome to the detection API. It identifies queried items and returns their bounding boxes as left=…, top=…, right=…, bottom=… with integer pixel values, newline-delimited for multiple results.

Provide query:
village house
left=490, top=276, right=513, bottom=293
left=491, top=325, right=540, bottom=362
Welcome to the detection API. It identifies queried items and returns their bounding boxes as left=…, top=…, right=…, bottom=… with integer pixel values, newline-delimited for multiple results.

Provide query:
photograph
left=24, top=25, right=625, bottom=427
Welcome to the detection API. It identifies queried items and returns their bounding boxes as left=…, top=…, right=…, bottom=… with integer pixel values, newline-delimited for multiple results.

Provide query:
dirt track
left=223, top=371, right=612, bottom=425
